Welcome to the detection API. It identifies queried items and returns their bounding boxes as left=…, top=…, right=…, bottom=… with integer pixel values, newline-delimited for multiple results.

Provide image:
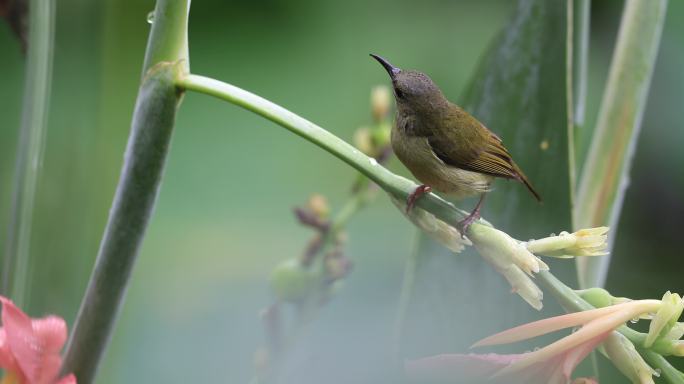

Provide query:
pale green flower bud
left=391, top=197, right=471, bottom=253
left=603, top=332, right=657, bottom=384
left=468, top=224, right=548, bottom=310
left=525, top=227, right=609, bottom=258
left=665, top=322, right=684, bottom=341
left=353, top=127, right=374, bottom=157
left=307, top=193, right=330, bottom=219
left=645, top=291, right=684, bottom=347
left=577, top=287, right=631, bottom=308
left=270, top=259, right=319, bottom=303
left=577, top=287, right=614, bottom=308
left=371, top=85, right=391, bottom=122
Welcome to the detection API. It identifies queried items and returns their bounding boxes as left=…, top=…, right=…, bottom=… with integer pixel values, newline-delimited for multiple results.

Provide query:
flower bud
left=525, top=227, right=609, bottom=258
left=324, top=251, right=352, bottom=281
left=577, top=287, right=619, bottom=308
left=468, top=224, right=548, bottom=310
left=665, top=322, right=684, bottom=341
left=371, top=121, right=391, bottom=149
left=603, top=332, right=657, bottom=384
left=270, top=259, right=318, bottom=303
left=645, top=291, right=684, bottom=347
left=353, top=127, right=375, bottom=156
left=371, top=85, right=391, bottom=122
left=307, top=193, right=330, bottom=219
left=390, top=197, right=470, bottom=253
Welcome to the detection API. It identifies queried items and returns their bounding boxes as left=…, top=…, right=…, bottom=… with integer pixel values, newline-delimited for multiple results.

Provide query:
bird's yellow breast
left=391, top=124, right=492, bottom=200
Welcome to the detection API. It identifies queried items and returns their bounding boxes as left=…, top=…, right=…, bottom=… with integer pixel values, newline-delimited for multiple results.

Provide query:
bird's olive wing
left=428, top=121, right=520, bottom=180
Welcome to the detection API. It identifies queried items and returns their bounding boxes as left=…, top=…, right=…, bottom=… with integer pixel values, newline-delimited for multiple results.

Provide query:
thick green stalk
left=177, top=74, right=471, bottom=226
left=61, top=1, right=189, bottom=382
left=1, top=0, right=55, bottom=305
left=567, top=0, right=590, bottom=202
left=575, top=0, right=668, bottom=288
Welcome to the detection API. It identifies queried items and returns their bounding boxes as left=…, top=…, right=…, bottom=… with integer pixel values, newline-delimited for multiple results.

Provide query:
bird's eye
left=395, top=88, right=405, bottom=99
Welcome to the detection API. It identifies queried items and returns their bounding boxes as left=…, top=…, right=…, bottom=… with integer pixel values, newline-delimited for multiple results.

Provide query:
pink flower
left=406, top=300, right=662, bottom=384
left=0, top=296, right=76, bottom=384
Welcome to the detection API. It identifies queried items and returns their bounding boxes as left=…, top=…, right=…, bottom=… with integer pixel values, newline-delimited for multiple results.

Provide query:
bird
left=370, top=54, right=541, bottom=234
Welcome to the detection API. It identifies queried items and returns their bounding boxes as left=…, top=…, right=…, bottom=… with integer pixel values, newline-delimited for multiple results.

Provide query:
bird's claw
left=406, top=185, right=432, bottom=214
left=456, top=210, right=481, bottom=239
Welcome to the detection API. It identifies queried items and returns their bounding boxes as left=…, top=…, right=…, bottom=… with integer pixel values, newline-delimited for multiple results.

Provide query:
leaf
left=574, top=0, right=668, bottom=289
left=396, top=0, right=575, bottom=358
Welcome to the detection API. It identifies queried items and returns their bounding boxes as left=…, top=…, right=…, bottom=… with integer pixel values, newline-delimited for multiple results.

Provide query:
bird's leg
left=456, top=193, right=486, bottom=238
left=406, top=185, right=432, bottom=214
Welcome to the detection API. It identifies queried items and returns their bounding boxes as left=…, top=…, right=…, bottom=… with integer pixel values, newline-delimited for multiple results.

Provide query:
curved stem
left=177, top=74, right=470, bottom=226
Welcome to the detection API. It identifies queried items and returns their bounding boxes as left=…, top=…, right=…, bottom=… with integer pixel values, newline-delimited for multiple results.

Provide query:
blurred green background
left=0, top=1, right=682, bottom=382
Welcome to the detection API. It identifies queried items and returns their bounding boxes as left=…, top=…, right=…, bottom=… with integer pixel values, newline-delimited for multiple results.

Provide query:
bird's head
left=370, top=54, right=446, bottom=114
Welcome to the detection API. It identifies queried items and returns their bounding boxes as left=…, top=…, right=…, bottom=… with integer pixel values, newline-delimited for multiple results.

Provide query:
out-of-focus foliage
left=0, top=0, right=682, bottom=383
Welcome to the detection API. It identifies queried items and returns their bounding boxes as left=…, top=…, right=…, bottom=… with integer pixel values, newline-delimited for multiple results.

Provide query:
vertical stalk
left=575, top=0, right=668, bottom=288
left=572, top=0, right=590, bottom=132
left=1, top=0, right=55, bottom=305
left=61, top=1, right=189, bottom=382
left=567, top=0, right=590, bottom=203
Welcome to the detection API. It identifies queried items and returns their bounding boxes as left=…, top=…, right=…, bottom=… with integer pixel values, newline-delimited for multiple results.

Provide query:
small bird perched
left=370, top=54, right=541, bottom=234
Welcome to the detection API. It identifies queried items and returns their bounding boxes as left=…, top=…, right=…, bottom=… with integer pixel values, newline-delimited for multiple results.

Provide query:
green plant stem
left=61, top=1, right=189, bottom=382
left=178, top=74, right=471, bottom=227
left=641, top=349, right=684, bottom=384
left=567, top=0, right=590, bottom=204
left=1, top=0, right=55, bottom=305
left=571, top=0, right=589, bottom=129
left=141, top=0, right=190, bottom=76
left=575, top=0, right=668, bottom=289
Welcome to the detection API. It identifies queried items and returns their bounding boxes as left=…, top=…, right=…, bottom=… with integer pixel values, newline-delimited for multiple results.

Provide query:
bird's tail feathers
left=518, top=173, right=542, bottom=203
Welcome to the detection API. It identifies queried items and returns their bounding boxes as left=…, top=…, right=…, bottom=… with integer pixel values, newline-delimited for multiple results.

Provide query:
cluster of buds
left=524, top=227, right=609, bottom=258
left=391, top=197, right=471, bottom=254
left=468, top=224, right=548, bottom=310
left=391, top=184, right=611, bottom=310
left=468, top=224, right=611, bottom=310
left=353, top=86, right=392, bottom=162
left=259, top=85, right=396, bottom=380
left=270, top=194, right=353, bottom=304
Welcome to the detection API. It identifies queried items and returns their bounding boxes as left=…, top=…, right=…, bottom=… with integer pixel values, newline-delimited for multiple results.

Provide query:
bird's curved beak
left=370, top=53, right=401, bottom=79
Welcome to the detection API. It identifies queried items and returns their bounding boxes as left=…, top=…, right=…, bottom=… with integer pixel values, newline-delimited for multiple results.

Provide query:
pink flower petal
left=1, top=296, right=43, bottom=381
left=0, top=296, right=70, bottom=384
left=571, top=378, right=598, bottom=384
left=405, top=353, right=525, bottom=383
left=56, top=373, right=77, bottom=384
left=495, top=306, right=645, bottom=377
left=33, top=316, right=67, bottom=354
left=0, top=327, right=20, bottom=373
left=561, top=333, right=606, bottom=380
left=473, top=303, right=631, bottom=347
